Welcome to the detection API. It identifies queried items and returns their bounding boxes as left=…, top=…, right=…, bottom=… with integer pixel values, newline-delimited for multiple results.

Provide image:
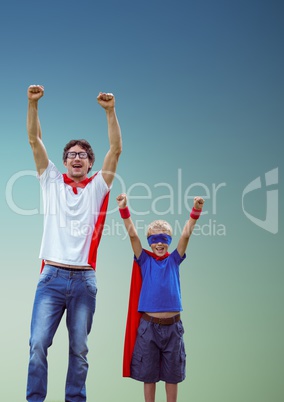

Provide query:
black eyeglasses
left=66, top=152, right=88, bottom=159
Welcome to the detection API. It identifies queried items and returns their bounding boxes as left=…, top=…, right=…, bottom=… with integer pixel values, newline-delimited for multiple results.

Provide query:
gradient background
left=1, top=1, right=283, bottom=401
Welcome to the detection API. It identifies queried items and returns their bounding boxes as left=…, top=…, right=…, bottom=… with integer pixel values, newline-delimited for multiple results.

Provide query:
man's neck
left=65, top=174, right=88, bottom=183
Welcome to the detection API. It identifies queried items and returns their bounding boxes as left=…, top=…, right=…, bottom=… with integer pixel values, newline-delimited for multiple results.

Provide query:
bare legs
left=165, top=383, right=178, bottom=402
left=144, top=383, right=156, bottom=402
left=144, top=382, right=178, bottom=402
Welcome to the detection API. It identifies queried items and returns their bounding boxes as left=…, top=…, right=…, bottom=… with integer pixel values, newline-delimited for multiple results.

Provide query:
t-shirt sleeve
left=92, top=170, right=111, bottom=205
left=38, top=160, right=62, bottom=188
left=95, top=169, right=112, bottom=191
left=134, top=249, right=148, bottom=266
left=171, top=248, right=186, bottom=265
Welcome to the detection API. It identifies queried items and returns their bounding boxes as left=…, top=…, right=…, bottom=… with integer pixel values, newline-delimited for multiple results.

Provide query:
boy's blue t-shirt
left=134, top=249, right=186, bottom=313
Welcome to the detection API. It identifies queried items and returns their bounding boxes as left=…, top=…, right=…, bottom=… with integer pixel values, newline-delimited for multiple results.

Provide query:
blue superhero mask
left=147, top=233, right=172, bottom=246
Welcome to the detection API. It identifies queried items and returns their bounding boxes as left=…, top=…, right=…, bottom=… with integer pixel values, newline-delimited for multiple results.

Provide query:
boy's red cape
left=40, top=172, right=109, bottom=272
left=122, top=250, right=170, bottom=377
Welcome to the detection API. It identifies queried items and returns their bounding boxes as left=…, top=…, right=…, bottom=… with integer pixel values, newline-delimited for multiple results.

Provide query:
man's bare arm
left=27, top=85, right=49, bottom=175
left=97, top=92, right=122, bottom=187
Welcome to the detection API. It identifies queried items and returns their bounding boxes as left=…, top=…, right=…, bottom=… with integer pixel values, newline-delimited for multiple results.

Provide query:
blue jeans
left=26, top=265, right=97, bottom=402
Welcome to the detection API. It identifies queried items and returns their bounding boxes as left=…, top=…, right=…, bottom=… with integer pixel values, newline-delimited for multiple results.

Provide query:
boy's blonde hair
left=147, top=220, right=173, bottom=237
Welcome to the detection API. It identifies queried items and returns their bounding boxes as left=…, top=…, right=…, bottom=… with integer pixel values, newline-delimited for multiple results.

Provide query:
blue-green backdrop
left=1, top=1, right=283, bottom=401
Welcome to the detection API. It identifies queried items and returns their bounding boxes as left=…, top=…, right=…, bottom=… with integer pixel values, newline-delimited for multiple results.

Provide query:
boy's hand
left=193, top=196, right=204, bottom=210
left=116, top=193, right=127, bottom=209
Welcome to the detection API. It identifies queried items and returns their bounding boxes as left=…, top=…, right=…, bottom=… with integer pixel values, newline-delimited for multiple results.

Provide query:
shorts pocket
left=172, top=349, right=186, bottom=380
left=131, top=352, right=143, bottom=378
left=137, top=318, right=149, bottom=336
left=180, top=349, right=186, bottom=376
left=176, top=320, right=185, bottom=337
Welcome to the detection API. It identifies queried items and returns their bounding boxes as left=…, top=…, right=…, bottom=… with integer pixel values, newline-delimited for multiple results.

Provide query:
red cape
left=40, top=172, right=109, bottom=272
left=122, top=250, right=170, bottom=377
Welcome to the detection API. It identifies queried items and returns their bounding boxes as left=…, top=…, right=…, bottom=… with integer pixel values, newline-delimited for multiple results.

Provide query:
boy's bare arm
left=177, top=196, right=204, bottom=257
left=116, top=194, right=143, bottom=258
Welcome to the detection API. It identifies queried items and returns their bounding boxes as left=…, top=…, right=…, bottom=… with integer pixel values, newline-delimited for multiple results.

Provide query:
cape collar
left=144, top=249, right=170, bottom=260
left=63, top=173, right=94, bottom=194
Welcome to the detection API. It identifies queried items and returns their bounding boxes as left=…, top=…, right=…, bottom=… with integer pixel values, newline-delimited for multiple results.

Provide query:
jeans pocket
left=38, top=271, right=54, bottom=286
left=84, top=276, right=97, bottom=298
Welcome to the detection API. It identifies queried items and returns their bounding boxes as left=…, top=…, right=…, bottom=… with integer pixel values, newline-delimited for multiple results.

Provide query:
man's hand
left=193, top=196, right=205, bottom=210
left=116, top=193, right=127, bottom=209
left=97, top=92, right=115, bottom=110
left=27, top=85, right=44, bottom=102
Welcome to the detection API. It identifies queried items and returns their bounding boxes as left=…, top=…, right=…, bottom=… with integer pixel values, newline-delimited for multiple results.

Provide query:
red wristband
left=190, top=207, right=202, bottom=220
left=119, top=207, right=131, bottom=219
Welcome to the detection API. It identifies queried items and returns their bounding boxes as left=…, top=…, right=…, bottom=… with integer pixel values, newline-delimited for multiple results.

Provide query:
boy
left=116, top=193, right=204, bottom=402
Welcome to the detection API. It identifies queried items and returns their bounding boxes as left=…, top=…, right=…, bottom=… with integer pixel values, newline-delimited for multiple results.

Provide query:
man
left=26, top=84, right=122, bottom=402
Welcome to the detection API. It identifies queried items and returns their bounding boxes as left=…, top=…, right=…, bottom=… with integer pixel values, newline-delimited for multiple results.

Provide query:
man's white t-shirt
left=38, top=161, right=110, bottom=266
